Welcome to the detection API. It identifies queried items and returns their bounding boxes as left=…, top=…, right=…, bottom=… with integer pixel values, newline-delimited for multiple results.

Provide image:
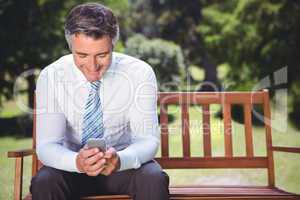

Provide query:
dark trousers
left=30, top=160, right=169, bottom=200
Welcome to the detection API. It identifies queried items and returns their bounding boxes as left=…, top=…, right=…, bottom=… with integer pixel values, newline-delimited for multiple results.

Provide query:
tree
left=0, top=0, right=68, bottom=108
left=128, top=0, right=221, bottom=91
left=199, top=0, right=300, bottom=124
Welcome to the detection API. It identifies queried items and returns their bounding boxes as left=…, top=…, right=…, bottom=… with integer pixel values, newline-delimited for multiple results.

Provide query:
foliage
left=0, top=0, right=69, bottom=107
left=125, top=34, right=185, bottom=90
left=1, top=0, right=300, bottom=122
left=128, top=0, right=220, bottom=90
left=200, top=1, right=298, bottom=86
left=198, top=0, right=300, bottom=123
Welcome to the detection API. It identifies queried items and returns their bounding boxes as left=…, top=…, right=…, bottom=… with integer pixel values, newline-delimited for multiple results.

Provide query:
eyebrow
left=75, top=51, right=110, bottom=56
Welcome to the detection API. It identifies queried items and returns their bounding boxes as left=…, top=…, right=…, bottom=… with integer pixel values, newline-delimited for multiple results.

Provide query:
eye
left=97, top=53, right=107, bottom=58
left=78, top=54, right=87, bottom=58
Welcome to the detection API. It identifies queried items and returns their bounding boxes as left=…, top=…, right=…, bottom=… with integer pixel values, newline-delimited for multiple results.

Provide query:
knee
left=30, top=167, right=63, bottom=193
left=135, top=162, right=169, bottom=187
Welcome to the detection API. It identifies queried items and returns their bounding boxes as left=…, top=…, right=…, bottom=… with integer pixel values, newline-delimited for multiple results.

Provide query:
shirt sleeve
left=117, top=64, right=160, bottom=171
left=35, top=69, right=80, bottom=172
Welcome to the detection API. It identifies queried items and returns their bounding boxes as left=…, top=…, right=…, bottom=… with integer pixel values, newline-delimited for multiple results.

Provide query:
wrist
left=76, top=154, right=84, bottom=172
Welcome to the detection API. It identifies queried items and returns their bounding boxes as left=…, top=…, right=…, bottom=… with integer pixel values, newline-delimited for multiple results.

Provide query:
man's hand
left=76, top=147, right=106, bottom=176
left=100, top=147, right=120, bottom=176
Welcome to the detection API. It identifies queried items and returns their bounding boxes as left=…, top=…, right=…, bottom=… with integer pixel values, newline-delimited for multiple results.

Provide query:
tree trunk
left=199, top=53, right=220, bottom=92
left=27, top=74, right=35, bottom=109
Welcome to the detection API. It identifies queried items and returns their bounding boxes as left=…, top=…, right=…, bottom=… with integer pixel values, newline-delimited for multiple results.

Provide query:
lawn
left=1, top=137, right=32, bottom=200
left=1, top=103, right=300, bottom=199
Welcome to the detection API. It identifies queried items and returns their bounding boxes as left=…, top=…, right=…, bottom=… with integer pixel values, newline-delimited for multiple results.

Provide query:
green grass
left=0, top=94, right=27, bottom=118
left=1, top=105, right=300, bottom=199
left=1, top=137, right=32, bottom=200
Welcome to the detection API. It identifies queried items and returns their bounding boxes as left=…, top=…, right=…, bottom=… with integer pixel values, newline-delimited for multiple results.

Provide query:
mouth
left=85, top=67, right=102, bottom=74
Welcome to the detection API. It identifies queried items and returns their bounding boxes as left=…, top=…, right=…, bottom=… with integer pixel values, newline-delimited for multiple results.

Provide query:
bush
left=125, top=34, right=185, bottom=91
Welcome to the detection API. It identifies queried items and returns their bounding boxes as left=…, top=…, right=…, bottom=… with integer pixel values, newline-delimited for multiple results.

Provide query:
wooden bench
left=8, top=90, right=300, bottom=200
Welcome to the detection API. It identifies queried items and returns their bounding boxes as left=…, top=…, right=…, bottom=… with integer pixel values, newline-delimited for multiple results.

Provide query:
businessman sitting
left=30, top=3, right=169, bottom=200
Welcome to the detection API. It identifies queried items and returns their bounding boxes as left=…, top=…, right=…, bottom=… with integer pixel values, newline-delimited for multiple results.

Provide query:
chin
left=88, top=77, right=99, bottom=82
left=89, top=73, right=103, bottom=81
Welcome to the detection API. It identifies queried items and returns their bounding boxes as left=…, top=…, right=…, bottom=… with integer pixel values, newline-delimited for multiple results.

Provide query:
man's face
left=71, top=33, right=113, bottom=82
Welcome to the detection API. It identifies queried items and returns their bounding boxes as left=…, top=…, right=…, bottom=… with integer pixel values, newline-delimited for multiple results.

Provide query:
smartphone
left=86, top=138, right=107, bottom=152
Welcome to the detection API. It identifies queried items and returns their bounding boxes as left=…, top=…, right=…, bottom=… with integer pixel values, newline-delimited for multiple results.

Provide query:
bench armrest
left=272, top=146, right=300, bottom=153
left=7, top=148, right=36, bottom=200
left=7, top=148, right=36, bottom=158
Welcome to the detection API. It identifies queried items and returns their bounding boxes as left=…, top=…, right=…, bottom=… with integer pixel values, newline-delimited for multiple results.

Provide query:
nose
left=87, top=57, right=99, bottom=70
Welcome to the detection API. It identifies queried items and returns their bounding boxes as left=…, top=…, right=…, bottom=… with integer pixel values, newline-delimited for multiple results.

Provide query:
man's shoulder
left=37, top=54, right=74, bottom=84
left=40, top=54, right=73, bottom=75
left=112, top=52, right=153, bottom=75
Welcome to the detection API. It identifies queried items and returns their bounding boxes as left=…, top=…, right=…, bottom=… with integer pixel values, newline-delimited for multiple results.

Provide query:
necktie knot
left=90, top=80, right=101, bottom=92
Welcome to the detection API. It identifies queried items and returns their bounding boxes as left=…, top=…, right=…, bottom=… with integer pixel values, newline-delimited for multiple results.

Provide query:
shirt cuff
left=117, top=150, right=141, bottom=171
left=62, top=151, right=81, bottom=173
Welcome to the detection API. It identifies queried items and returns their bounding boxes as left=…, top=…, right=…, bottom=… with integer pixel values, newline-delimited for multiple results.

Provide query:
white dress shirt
left=35, top=52, right=159, bottom=172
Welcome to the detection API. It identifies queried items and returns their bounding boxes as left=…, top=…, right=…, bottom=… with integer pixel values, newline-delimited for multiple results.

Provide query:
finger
left=81, top=148, right=99, bottom=159
left=104, top=147, right=116, bottom=159
left=84, top=152, right=104, bottom=166
left=101, top=166, right=114, bottom=176
left=87, top=166, right=105, bottom=176
left=86, top=158, right=106, bottom=172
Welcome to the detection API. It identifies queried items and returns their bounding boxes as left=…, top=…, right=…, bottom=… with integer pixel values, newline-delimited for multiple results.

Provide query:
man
left=30, top=3, right=169, bottom=200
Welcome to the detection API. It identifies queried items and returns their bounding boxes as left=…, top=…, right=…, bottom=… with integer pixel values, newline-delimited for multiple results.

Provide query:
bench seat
left=81, top=186, right=299, bottom=200
left=21, top=186, right=298, bottom=200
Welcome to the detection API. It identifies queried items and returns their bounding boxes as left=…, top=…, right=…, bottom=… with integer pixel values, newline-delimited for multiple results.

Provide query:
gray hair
left=64, top=3, right=119, bottom=49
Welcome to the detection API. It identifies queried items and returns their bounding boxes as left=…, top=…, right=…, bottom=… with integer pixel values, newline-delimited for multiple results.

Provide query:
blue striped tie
left=81, top=80, right=104, bottom=145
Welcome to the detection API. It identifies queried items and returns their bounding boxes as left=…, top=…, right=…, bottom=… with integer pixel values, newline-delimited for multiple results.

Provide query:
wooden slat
left=169, top=196, right=299, bottom=199
left=33, top=93, right=36, bottom=149
left=155, top=157, right=268, bottom=169
left=32, top=154, right=39, bottom=177
left=7, top=149, right=35, bottom=158
left=158, top=92, right=265, bottom=105
left=81, top=195, right=131, bottom=200
left=32, top=93, right=38, bottom=176
left=202, top=104, right=212, bottom=157
left=160, top=103, right=169, bottom=157
left=181, top=103, right=191, bottom=157
left=244, top=104, right=254, bottom=157
left=223, top=103, right=233, bottom=157
left=272, top=146, right=300, bottom=153
left=170, top=186, right=298, bottom=196
left=14, top=157, right=23, bottom=200
left=80, top=186, right=300, bottom=199
left=263, top=90, right=275, bottom=187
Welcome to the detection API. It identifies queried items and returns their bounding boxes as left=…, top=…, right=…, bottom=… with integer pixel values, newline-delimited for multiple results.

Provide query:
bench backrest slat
left=244, top=103, right=254, bottom=157
left=263, top=91, right=275, bottom=187
left=202, top=104, right=212, bottom=157
left=158, top=92, right=264, bottom=104
left=181, top=103, right=191, bottom=157
left=160, top=103, right=169, bottom=157
left=223, top=103, right=233, bottom=157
